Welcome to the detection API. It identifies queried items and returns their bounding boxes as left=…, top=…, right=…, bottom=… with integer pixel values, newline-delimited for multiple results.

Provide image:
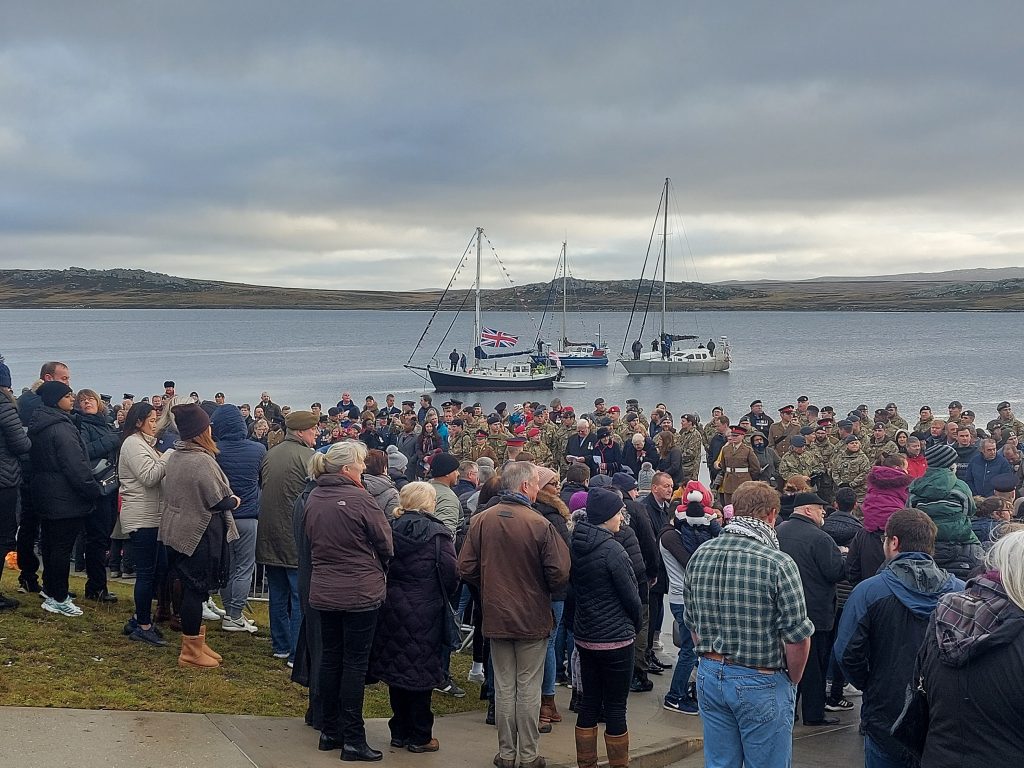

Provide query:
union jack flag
left=480, top=327, right=519, bottom=348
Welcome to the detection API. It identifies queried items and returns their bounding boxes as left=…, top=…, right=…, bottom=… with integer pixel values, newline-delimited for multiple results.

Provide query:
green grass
left=0, top=573, right=486, bottom=718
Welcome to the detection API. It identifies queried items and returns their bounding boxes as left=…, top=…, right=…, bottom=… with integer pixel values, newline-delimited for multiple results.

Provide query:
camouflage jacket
left=831, top=450, right=872, bottom=499
left=778, top=450, right=824, bottom=482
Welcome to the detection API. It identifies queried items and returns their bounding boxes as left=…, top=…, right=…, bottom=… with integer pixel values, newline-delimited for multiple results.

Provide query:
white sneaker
left=844, top=683, right=862, bottom=698
left=43, top=596, right=83, bottom=617
left=204, top=598, right=227, bottom=618
left=468, top=669, right=486, bottom=684
left=652, top=639, right=664, bottom=652
left=222, top=615, right=258, bottom=634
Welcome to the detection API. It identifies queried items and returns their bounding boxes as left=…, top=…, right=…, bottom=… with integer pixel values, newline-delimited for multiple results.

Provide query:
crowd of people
left=2, top=354, right=1023, bottom=767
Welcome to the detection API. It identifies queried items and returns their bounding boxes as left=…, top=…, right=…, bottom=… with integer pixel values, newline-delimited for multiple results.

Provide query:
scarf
left=723, top=516, right=780, bottom=550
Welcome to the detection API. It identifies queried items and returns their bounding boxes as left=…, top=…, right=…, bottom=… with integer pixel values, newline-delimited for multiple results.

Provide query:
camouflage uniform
left=990, top=417, right=1024, bottom=438
left=448, top=431, right=474, bottom=460
left=795, top=409, right=813, bottom=429
left=864, top=438, right=898, bottom=465
left=831, top=449, right=872, bottom=502
left=701, top=422, right=718, bottom=449
left=550, top=425, right=573, bottom=472
left=806, top=437, right=838, bottom=473
left=912, top=418, right=933, bottom=435
left=529, top=440, right=555, bottom=469
left=889, top=415, right=910, bottom=432
left=487, top=433, right=511, bottom=464
left=675, top=428, right=703, bottom=484
left=778, top=450, right=824, bottom=483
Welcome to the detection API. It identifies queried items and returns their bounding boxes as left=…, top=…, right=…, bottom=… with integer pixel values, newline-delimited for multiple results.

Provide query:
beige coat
left=117, top=432, right=167, bottom=534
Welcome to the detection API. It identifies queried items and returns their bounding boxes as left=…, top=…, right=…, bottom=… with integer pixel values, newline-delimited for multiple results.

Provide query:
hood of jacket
left=880, top=552, right=961, bottom=618
left=391, top=509, right=446, bottom=547
left=536, top=489, right=570, bottom=521
left=212, top=404, right=248, bottom=442
left=571, top=518, right=615, bottom=557
left=867, top=465, right=913, bottom=491
left=28, top=405, right=74, bottom=436
left=362, top=472, right=396, bottom=499
left=934, top=574, right=1024, bottom=667
left=909, top=467, right=958, bottom=500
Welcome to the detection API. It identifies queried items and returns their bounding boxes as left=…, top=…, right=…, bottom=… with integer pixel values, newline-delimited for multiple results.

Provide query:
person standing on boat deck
left=631, top=339, right=643, bottom=360
left=707, top=339, right=716, bottom=356
left=448, top=349, right=459, bottom=372
left=459, top=353, right=467, bottom=372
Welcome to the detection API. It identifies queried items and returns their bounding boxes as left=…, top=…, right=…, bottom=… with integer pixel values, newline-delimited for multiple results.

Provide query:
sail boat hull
left=416, top=366, right=560, bottom=392
left=530, top=353, right=608, bottom=368
left=618, top=347, right=730, bottom=375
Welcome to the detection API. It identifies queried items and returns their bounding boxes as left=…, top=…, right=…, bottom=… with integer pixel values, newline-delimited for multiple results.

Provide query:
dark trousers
left=40, top=517, right=84, bottom=602
left=16, top=483, right=41, bottom=585
left=648, top=592, right=665, bottom=652
left=576, top=642, right=634, bottom=735
left=0, top=486, right=17, bottom=556
left=129, top=527, right=166, bottom=625
left=387, top=686, right=434, bottom=746
left=798, top=630, right=831, bottom=722
left=180, top=583, right=206, bottom=635
left=84, top=497, right=116, bottom=596
left=319, top=608, right=378, bottom=745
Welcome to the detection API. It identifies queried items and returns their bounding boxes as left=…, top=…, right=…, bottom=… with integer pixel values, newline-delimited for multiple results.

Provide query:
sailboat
left=405, top=227, right=562, bottom=392
left=530, top=240, right=609, bottom=367
left=618, top=178, right=731, bottom=375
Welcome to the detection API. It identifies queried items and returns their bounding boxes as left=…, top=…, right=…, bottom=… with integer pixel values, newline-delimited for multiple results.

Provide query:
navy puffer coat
left=570, top=519, right=642, bottom=644
left=369, top=510, right=458, bottom=691
left=212, top=405, right=267, bottom=520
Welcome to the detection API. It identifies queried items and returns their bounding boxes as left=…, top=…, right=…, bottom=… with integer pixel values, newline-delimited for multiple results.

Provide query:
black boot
left=486, top=699, right=496, bottom=725
left=342, top=743, right=383, bottom=762
left=629, top=670, right=653, bottom=693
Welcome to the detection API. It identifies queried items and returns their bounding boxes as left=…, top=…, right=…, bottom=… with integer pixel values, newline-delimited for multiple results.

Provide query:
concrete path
left=0, top=665, right=702, bottom=768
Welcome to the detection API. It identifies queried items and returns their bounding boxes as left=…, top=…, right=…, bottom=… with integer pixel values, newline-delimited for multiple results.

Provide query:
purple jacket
left=861, top=465, right=913, bottom=533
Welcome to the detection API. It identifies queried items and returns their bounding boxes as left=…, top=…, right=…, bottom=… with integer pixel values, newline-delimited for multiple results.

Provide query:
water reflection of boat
left=618, top=178, right=731, bottom=376
left=405, top=227, right=561, bottom=392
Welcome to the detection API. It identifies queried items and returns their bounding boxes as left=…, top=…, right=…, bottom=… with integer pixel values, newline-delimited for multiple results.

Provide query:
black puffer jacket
left=624, top=497, right=658, bottom=602
left=570, top=519, right=642, bottom=644
left=28, top=405, right=101, bottom=520
left=613, top=518, right=647, bottom=604
left=0, top=391, right=31, bottom=489
left=77, top=410, right=120, bottom=463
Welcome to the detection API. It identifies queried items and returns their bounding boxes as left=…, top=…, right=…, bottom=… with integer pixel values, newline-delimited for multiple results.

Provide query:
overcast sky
left=2, top=3, right=1023, bottom=290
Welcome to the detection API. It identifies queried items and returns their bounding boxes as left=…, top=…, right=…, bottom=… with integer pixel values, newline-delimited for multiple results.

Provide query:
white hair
left=576, top=419, right=590, bottom=430
left=631, top=433, right=645, bottom=446
left=986, top=529, right=1024, bottom=610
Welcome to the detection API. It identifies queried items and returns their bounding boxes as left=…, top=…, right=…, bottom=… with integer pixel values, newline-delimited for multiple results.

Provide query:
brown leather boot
left=178, top=634, right=220, bottom=668
left=541, top=694, right=562, bottom=724
left=575, top=726, right=598, bottom=768
left=198, top=625, right=222, bottom=662
left=604, top=732, right=629, bottom=768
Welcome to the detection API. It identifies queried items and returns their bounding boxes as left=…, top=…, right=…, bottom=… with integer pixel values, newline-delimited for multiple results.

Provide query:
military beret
left=595, top=428, right=611, bottom=439
left=857, top=404, right=869, bottom=411
left=873, top=422, right=887, bottom=430
left=837, top=420, right=853, bottom=429
left=800, top=426, right=815, bottom=435
left=594, top=397, right=605, bottom=405
left=750, top=400, right=762, bottom=408
left=327, top=407, right=341, bottom=417
left=562, top=407, right=575, bottom=415
left=963, top=410, right=975, bottom=418
left=163, top=381, right=175, bottom=388
left=848, top=413, right=861, bottom=423
left=626, top=399, right=639, bottom=406
left=626, top=412, right=639, bottom=421
left=486, top=415, right=501, bottom=424
left=472, top=402, right=481, bottom=408
left=527, top=427, right=541, bottom=438
left=609, top=405, right=621, bottom=413
left=949, top=401, right=962, bottom=409
left=534, top=405, right=547, bottom=413
left=599, top=417, right=613, bottom=427
left=797, top=396, right=809, bottom=403
left=842, top=435, right=860, bottom=445
left=790, top=435, right=807, bottom=447
left=886, top=402, right=898, bottom=409
left=998, top=401, right=1011, bottom=411
left=452, top=418, right=465, bottom=427
left=821, top=405, right=835, bottom=414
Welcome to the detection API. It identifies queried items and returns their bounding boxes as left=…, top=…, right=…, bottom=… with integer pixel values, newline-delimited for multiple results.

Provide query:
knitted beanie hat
left=924, top=442, right=958, bottom=469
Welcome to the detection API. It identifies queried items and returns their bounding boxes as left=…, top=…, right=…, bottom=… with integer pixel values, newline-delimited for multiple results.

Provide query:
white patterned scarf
left=723, top=516, right=780, bottom=550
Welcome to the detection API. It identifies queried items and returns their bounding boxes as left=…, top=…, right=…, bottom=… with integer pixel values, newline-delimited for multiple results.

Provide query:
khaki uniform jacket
left=675, top=428, right=703, bottom=481
left=448, top=431, right=474, bottom=460
left=717, top=443, right=761, bottom=495
left=529, top=441, right=555, bottom=469
left=778, top=450, right=824, bottom=482
left=768, top=421, right=800, bottom=455
left=458, top=495, right=571, bottom=640
left=831, top=449, right=872, bottom=501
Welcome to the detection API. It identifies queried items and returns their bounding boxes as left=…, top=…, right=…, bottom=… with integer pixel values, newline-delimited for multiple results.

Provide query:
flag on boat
left=480, top=328, right=519, bottom=348
left=548, top=351, right=563, bottom=368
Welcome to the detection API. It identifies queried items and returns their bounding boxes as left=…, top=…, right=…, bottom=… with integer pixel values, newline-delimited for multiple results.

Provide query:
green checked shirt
left=682, top=530, right=814, bottom=670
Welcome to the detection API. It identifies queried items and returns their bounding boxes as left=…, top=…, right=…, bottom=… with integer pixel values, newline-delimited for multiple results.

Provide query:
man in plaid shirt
left=683, top=481, right=814, bottom=768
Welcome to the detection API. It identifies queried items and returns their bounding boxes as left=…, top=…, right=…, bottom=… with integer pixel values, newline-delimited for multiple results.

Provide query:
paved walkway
left=0, top=666, right=702, bottom=768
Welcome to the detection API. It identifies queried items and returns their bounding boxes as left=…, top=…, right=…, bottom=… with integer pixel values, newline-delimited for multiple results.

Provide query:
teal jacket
left=908, top=468, right=978, bottom=544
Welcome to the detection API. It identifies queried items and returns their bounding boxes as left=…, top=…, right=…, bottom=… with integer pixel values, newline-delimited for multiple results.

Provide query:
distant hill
left=2, top=266, right=1024, bottom=311
left=719, top=266, right=1024, bottom=284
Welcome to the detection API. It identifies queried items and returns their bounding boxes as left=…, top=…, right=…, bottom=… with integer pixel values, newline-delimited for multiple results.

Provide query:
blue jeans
left=698, top=658, right=797, bottom=768
left=542, top=600, right=564, bottom=696
left=128, top=526, right=165, bottom=626
left=864, top=735, right=914, bottom=768
left=266, top=565, right=302, bottom=659
left=665, top=603, right=697, bottom=704
left=220, top=518, right=257, bottom=619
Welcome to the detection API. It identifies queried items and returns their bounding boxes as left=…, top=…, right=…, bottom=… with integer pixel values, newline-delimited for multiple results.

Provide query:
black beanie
left=586, top=487, right=624, bottom=525
left=38, top=381, right=73, bottom=407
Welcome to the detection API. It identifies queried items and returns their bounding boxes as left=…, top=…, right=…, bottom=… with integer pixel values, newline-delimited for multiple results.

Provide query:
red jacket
left=905, top=454, right=928, bottom=479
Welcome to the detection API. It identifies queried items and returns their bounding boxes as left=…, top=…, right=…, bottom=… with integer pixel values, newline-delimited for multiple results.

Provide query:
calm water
left=1, top=309, right=1020, bottom=419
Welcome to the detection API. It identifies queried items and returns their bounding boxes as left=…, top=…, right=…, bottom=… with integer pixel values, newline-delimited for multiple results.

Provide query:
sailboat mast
left=561, top=241, right=567, bottom=348
left=474, top=227, right=482, bottom=364
left=661, top=177, right=668, bottom=337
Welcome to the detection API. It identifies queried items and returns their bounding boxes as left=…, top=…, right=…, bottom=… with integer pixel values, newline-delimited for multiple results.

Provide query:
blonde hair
left=395, top=481, right=437, bottom=517
left=76, top=388, right=107, bottom=415
left=188, top=428, right=219, bottom=456
left=307, top=439, right=368, bottom=479
left=783, top=475, right=813, bottom=494
left=986, top=529, right=1024, bottom=610
left=155, top=394, right=193, bottom=437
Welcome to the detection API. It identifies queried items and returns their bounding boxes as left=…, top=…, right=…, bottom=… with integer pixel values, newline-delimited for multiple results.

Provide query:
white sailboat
left=619, top=178, right=731, bottom=376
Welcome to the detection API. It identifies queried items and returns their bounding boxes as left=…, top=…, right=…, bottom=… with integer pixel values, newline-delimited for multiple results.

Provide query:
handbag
left=890, top=677, right=929, bottom=759
left=434, top=537, right=472, bottom=652
left=92, top=458, right=120, bottom=497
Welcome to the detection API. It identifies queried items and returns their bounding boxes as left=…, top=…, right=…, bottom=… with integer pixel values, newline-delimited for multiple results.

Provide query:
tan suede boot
left=198, top=625, right=222, bottom=662
left=575, top=726, right=599, bottom=768
left=604, top=732, right=629, bottom=768
left=541, top=693, right=562, bottom=723
left=178, top=634, right=220, bottom=668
